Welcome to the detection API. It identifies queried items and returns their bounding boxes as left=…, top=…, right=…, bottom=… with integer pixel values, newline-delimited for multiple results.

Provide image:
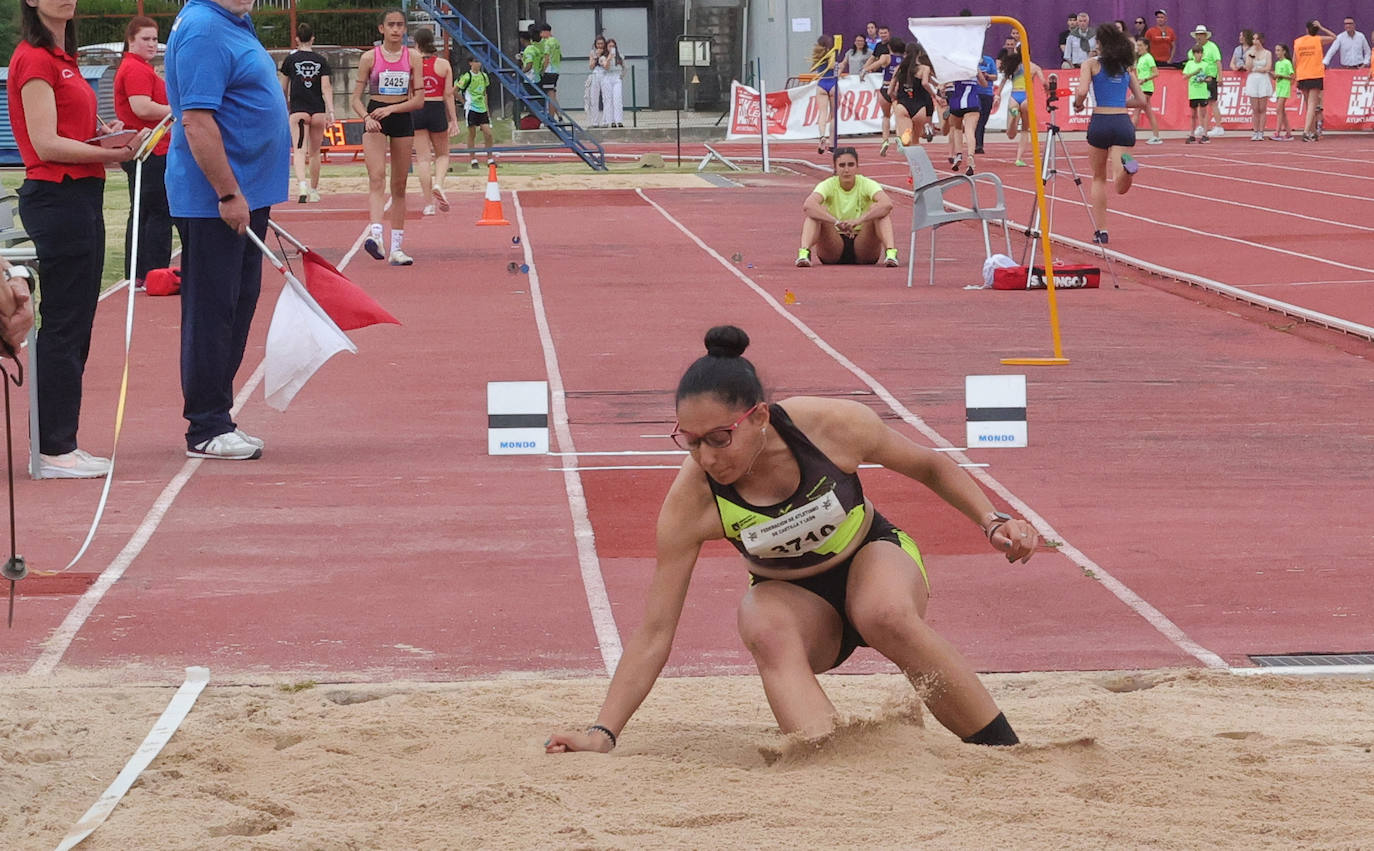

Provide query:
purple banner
left=822, top=1, right=1374, bottom=75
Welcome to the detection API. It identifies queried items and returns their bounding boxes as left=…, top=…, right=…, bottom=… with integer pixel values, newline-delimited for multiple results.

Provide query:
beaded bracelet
left=587, top=724, right=617, bottom=749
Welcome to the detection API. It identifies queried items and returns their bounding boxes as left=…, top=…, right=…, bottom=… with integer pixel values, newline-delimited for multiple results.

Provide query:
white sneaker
left=38, top=448, right=111, bottom=479
left=188, top=431, right=262, bottom=460
left=234, top=428, right=265, bottom=450
left=388, top=250, right=414, bottom=266
left=422, top=205, right=436, bottom=216
left=1146, top=137, right=1164, bottom=145
left=298, top=181, right=309, bottom=204
left=307, top=188, right=321, bottom=203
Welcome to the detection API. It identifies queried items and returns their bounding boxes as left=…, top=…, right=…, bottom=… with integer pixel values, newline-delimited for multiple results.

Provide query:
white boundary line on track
left=635, top=186, right=1230, bottom=671
left=1141, top=163, right=1374, bottom=204
left=29, top=224, right=372, bottom=677
left=55, top=666, right=210, bottom=850
left=513, top=191, right=623, bottom=677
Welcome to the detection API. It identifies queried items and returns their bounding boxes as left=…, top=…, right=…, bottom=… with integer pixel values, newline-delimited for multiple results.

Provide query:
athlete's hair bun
left=704, top=325, right=749, bottom=359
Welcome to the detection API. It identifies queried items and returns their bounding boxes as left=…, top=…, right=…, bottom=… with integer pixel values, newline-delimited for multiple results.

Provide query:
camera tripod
left=1018, top=89, right=1122, bottom=289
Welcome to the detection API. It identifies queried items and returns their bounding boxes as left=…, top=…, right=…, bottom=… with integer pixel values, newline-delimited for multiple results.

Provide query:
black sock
left=961, top=712, right=1019, bottom=746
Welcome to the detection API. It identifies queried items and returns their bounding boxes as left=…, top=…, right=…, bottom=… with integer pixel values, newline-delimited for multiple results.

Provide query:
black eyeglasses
left=671, top=403, right=761, bottom=451
left=1135, top=19, right=1146, bottom=25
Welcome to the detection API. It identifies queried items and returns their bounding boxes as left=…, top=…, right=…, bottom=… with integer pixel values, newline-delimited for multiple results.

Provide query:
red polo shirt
left=6, top=41, right=105, bottom=182
left=114, top=52, right=170, bottom=156
left=1145, top=25, right=1176, bottom=64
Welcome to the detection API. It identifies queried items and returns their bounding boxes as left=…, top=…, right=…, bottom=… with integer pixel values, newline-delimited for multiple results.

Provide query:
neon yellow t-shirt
left=1182, top=58, right=1210, bottom=100
left=813, top=175, right=882, bottom=231
left=1135, top=53, right=1157, bottom=93
left=1274, top=58, right=1294, bottom=98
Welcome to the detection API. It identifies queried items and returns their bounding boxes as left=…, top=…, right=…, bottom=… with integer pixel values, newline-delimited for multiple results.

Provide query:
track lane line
left=512, top=191, right=623, bottom=677
left=29, top=224, right=371, bottom=676
left=635, top=186, right=1229, bottom=670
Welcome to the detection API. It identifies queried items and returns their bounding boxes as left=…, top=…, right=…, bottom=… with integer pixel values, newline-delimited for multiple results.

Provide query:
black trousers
left=974, top=93, right=994, bottom=150
left=176, top=209, right=268, bottom=447
left=120, top=153, right=174, bottom=281
left=18, top=177, right=104, bottom=456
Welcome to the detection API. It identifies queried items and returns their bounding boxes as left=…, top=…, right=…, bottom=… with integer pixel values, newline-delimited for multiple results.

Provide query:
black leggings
left=18, top=177, right=104, bottom=456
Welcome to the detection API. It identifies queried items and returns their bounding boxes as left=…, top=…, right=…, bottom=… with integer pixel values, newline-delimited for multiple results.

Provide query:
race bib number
left=378, top=70, right=409, bottom=96
left=739, top=490, right=847, bottom=558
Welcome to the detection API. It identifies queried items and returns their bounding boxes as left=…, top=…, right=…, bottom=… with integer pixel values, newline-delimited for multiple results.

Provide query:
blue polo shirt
left=975, top=55, right=997, bottom=96
left=164, top=0, right=289, bottom=217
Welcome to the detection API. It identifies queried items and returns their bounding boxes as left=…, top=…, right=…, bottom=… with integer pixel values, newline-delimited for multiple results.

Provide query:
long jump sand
left=3, top=670, right=1370, bottom=849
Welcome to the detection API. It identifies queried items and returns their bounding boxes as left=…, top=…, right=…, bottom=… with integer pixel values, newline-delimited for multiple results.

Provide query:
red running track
left=1, top=167, right=1370, bottom=683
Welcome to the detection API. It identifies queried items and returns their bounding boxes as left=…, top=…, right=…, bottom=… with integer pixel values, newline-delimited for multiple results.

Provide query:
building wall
left=746, top=0, right=822, bottom=90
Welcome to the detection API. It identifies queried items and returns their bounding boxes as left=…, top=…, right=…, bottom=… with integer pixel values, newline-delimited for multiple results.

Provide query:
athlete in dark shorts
left=350, top=9, right=424, bottom=265
left=544, top=325, right=1041, bottom=754
left=279, top=23, right=333, bottom=203
left=1075, top=24, right=1145, bottom=245
left=796, top=147, right=899, bottom=267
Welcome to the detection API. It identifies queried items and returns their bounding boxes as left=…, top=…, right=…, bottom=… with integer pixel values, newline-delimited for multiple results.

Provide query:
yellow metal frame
left=991, top=16, right=1070, bottom=366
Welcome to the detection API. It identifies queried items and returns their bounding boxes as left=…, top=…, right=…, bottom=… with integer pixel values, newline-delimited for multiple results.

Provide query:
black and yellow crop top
left=708, top=403, right=868, bottom=569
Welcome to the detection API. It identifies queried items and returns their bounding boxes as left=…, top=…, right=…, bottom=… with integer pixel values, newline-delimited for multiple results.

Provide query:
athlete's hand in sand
left=545, top=730, right=613, bottom=754
left=988, top=518, right=1039, bottom=564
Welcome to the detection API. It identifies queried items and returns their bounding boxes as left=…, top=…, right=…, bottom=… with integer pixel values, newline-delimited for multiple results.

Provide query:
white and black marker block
left=965, top=375, right=1027, bottom=448
left=488, top=381, right=549, bottom=455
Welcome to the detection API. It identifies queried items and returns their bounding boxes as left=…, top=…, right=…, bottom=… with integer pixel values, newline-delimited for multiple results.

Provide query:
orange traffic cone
left=476, top=162, right=510, bottom=226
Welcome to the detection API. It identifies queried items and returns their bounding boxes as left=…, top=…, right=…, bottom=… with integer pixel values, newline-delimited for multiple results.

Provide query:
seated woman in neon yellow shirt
left=796, top=147, right=899, bottom=267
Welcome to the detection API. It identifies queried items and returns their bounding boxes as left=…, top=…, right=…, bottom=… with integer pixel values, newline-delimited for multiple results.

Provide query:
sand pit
left=3, top=669, right=1371, bottom=849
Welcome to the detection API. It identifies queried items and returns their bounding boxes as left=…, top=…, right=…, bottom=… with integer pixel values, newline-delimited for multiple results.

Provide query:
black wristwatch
left=218, top=193, right=238, bottom=204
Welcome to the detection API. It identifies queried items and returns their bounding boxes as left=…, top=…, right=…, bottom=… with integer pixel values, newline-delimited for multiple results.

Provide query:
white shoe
left=388, top=250, right=414, bottom=266
left=188, top=431, right=262, bottom=460
left=307, top=188, right=321, bottom=203
left=38, top=448, right=111, bottom=479
left=1146, top=137, right=1164, bottom=145
left=234, top=428, right=265, bottom=450
left=422, top=205, right=436, bottom=216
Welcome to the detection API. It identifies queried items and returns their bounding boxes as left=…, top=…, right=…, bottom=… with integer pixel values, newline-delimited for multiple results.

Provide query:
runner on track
left=546, top=325, right=1041, bottom=754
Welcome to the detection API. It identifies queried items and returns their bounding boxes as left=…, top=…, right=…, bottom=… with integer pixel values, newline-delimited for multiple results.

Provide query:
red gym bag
left=143, top=267, right=181, bottom=296
left=992, top=264, right=1100, bottom=290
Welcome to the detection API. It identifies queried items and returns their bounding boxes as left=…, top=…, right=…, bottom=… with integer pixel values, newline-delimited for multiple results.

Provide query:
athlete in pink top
left=350, top=9, right=424, bottom=265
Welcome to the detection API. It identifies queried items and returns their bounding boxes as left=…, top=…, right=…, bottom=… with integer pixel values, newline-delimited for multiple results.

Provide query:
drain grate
left=1249, top=653, right=1374, bottom=667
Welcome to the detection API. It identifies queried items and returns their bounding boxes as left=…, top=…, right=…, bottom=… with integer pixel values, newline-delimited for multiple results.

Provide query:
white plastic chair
left=899, top=145, right=1012, bottom=287
left=0, top=191, right=29, bottom=249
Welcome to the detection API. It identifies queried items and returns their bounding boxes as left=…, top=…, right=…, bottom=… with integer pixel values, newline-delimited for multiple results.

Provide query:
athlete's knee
left=847, top=596, right=922, bottom=647
left=737, top=595, right=803, bottom=662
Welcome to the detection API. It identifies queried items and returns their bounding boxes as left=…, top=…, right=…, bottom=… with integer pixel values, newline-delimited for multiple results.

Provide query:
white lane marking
left=636, top=187, right=1229, bottom=670
left=1123, top=181, right=1374, bottom=234
left=1177, top=150, right=1374, bottom=181
left=1142, top=163, right=1374, bottom=204
left=29, top=364, right=267, bottom=676
left=513, top=191, right=623, bottom=677
left=31, top=223, right=367, bottom=676
left=55, top=667, right=210, bottom=851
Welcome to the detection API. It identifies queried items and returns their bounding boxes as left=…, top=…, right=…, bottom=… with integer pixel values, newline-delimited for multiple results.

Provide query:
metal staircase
left=410, top=0, right=607, bottom=171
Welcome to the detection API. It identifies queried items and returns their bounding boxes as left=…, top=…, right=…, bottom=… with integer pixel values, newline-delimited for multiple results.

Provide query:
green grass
left=2, top=169, right=148, bottom=290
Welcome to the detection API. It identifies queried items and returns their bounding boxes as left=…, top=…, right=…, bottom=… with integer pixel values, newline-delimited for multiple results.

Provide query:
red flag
left=301, top=250, right=400, bottom=331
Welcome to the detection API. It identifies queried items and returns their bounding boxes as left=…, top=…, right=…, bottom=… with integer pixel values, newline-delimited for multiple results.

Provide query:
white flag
left=263, top=275, right=357, bottom=411
left=908, top=16, right=990, bottom=82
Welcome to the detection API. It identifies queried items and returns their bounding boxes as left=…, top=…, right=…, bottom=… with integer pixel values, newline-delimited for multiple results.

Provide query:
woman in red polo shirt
left=114, top=15, right=173, bottom=290
left=9, top=0, right=144, bottom=478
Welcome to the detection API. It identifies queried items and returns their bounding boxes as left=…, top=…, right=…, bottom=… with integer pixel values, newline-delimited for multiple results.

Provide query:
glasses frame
left=671, top=403, right=762, bottom=451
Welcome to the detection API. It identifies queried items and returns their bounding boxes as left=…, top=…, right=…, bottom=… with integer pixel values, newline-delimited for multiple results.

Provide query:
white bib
left=739, top=490, right=847, bottom=558
left=377, top=70, right=409, bottom=96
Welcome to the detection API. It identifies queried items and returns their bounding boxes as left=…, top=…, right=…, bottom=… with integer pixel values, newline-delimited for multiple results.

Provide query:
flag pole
left=267, top=219, right=308, bottom=253
left=990, top=15, right=1069, bottom=366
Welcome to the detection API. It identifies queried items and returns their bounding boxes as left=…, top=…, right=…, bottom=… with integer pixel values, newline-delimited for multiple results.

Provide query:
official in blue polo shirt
left=165, top=0, right=289, bottom=461
left=973, top=53, right=998, bottom=154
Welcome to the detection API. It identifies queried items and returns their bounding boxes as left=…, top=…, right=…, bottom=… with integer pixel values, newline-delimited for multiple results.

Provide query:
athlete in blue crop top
left=546, top=325, right=1045, bottom=757
left=1074, top=24, right=1146, bottom=245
